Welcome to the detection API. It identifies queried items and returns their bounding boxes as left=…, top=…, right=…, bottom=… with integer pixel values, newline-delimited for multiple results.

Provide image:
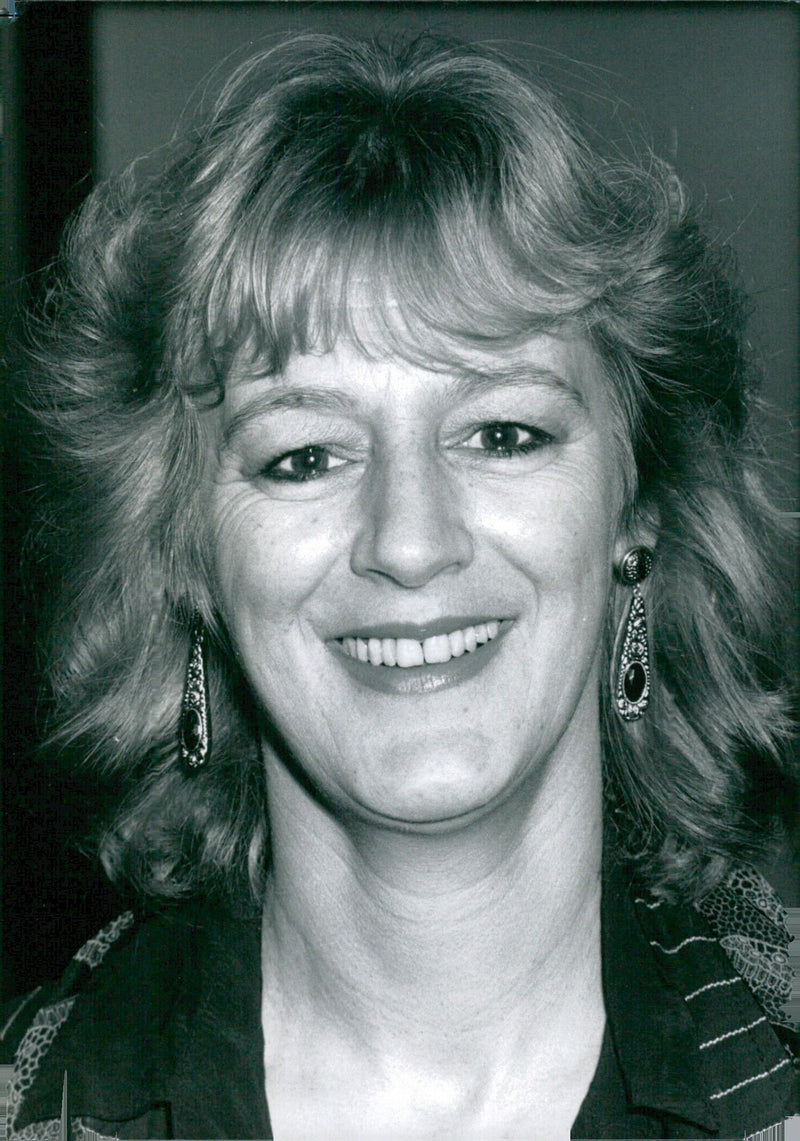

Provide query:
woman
left=2, top=34, right=797, bottom=1139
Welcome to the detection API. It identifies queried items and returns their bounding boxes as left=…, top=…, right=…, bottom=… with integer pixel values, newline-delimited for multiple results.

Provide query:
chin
left=352, top=754, right=513, bottom=830
left=359, top=800, right=496, bottom=834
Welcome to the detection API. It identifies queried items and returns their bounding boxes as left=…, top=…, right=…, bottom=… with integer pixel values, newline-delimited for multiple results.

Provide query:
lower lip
left=328, top=623, right=512, bottom=696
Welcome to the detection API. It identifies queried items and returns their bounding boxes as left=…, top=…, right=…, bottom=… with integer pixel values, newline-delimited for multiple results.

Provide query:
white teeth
left=338, top=622, right=503, bottom=668
left=422, top=634, right=451, bottom=664
left=448, top=629, right=466, bottom=657
left=396, top=638, right=424, bottom=667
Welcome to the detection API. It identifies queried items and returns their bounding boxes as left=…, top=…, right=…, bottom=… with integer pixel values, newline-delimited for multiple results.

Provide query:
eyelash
left=261, top=445, right=348, bottom=483
left=260, top=422, right=554, bottom=483
left=465, top=422, right=554, bottom=458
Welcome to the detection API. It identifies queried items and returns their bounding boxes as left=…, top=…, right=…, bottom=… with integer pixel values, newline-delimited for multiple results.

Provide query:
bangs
left=193, top=53, right=608, bottom=379
left=224, top=222, right=588, bottom=378
left=208, top=197, right=590, bottom=378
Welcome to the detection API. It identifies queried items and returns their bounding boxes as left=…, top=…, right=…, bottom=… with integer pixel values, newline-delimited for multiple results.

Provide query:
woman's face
left=210, top=332, right=625, bottom=829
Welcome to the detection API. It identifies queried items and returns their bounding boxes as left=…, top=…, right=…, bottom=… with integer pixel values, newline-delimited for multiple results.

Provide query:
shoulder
left=1, top=991, right=56, bottom=1065
left=0, top=901, right=261, bottom=1141
left=1, top=912, right=136, bottom=1058
left=0, top=912, right=137, bottom=1139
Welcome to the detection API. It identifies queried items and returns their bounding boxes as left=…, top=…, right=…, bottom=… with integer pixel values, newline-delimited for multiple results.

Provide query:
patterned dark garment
left=1, top=861, right=797, bottom=1140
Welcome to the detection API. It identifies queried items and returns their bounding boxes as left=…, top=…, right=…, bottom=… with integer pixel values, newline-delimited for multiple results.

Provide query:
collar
left=17, top=901, right=271, bottom=1139
left=598, top=854, right=719, bottom=1132
left=21, top=857, right=723, bottom=1137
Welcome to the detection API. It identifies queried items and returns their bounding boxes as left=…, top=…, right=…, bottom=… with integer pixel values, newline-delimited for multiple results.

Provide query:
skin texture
left=208, top=332, right=634, bottom=1137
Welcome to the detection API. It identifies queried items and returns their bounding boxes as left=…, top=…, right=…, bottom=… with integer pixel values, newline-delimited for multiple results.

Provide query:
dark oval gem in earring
left=619, top=547, right=653, bottom=586
left=623, top=661, right=648, bottom=704
left=181, top=707, right=203, bottom=755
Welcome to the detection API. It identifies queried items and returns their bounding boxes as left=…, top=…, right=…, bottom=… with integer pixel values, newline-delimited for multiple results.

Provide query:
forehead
left=223, top=330, right=608, bottom=416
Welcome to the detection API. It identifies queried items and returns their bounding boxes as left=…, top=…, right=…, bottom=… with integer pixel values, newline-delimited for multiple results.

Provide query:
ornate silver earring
left=612, top=548, right=653, bottom=722
left=180, top=612, right=211, bottom=769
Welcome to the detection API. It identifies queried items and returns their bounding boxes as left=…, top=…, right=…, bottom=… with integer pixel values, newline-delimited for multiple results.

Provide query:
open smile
left=329, top=618, right=512, bottom=695
left=337, top=620, right=501, bottom=668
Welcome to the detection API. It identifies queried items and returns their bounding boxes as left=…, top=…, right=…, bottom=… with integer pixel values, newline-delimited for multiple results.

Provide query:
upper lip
left=332, top=616, right=509, bottom=641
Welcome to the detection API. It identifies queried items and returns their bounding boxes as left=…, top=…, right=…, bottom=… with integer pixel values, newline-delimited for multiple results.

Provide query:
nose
left=350, top=447, right=474, bottom=588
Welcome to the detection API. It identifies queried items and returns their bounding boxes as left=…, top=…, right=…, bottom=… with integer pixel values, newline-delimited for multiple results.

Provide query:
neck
left=260, top=737, right=604, bottom=1073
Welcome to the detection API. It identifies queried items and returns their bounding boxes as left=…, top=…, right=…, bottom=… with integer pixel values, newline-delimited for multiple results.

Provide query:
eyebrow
left=221, top=365, right=584, bottom=450
left=448, top=364, right=585, bottom=406
left=221, top=388, right=355, bottom=449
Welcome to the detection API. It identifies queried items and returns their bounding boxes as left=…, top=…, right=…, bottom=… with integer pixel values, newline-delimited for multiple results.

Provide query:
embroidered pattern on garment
left=696, top=866, right=794, bottom=1029
left=649, top=934, right=717, bottom=954
left=684, top=975, right=743, bottom=1002
left=633, top=865, right=798, bottom=1136
left=11, top=1116, right=119, bottom=1141
left=4, top=913, right=135, bottom=1140
left=709, top=1057, right=791, bottom=1101
left=73, top=912, right=135, bottom=970
left=5, top=1000, right=76, bottom=1136
left=698, top=1014, right=767, bottom=1050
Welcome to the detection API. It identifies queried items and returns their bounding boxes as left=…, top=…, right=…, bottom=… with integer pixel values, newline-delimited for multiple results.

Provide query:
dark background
left=2, top=2, right=798, bottom=999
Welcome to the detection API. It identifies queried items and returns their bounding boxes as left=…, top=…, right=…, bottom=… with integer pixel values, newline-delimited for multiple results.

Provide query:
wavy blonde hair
left=21, top=34, right=796, bottom=905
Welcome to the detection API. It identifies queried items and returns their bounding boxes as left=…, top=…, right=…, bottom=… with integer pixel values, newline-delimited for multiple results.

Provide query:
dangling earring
left=612, top=547, right=653, bottom=722
left=180, top=612, right=211, bottom=769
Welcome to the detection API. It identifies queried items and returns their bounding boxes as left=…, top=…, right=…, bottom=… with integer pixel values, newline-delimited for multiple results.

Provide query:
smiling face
left=209, top=333, right=625, bottom=830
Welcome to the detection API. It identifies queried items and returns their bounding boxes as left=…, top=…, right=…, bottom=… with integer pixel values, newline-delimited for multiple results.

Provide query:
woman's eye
left=261, top=445, right=347, bottom=482
left=464, top=422, right=553, bottom=456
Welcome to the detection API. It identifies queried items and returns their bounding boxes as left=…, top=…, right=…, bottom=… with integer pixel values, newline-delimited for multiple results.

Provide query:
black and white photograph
left=1, top=3, right=798, bottom=1137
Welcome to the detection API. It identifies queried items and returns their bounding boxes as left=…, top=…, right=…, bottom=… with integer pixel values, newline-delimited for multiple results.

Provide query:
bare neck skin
left=260, top=713, right=605, bottom=1138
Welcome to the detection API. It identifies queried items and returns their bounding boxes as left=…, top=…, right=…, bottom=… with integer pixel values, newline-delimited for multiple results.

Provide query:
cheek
left=478, top=461, right=619, bottom=584
left=211, top=485, right=343, bottom=633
